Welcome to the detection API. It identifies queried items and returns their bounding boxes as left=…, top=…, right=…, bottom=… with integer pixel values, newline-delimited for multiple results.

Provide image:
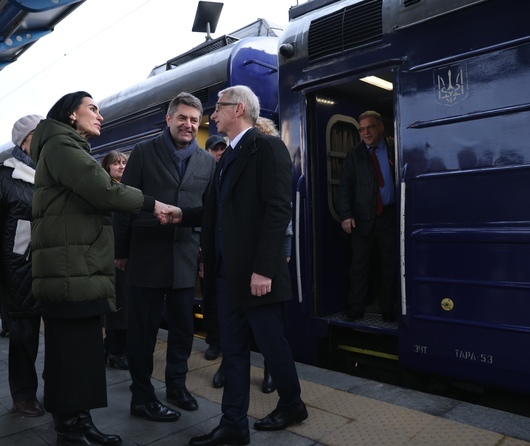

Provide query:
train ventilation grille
left=308, top=0, right=382, bottom=64
left=167, top=36, right=239, bottom=69
left=403, top=0, right=422, bottom=6
left=190, top=88, right=209, bottom=104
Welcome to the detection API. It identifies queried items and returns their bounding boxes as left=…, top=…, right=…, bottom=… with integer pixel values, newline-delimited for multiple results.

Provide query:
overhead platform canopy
left=0, top=0, right=85, bottom=71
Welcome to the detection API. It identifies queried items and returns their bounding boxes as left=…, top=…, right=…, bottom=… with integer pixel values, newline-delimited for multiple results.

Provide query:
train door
left=298, top=71, right=399, bottom=374
left=307, top=75, right=395, bottom=313
left=307, top=93, right=363, bottom=318
left=306, top=72, right=397, bottom=330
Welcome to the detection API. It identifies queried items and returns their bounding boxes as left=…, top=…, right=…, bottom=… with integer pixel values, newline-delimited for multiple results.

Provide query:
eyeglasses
left=214, top=102, right=238, bottom=112
left=358, top=124, right=380, bottom=134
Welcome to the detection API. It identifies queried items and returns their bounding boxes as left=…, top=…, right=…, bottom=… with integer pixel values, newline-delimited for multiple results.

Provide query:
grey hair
left=167, top=92, right=203, bottom=117
left=217, top=85, right=260, bottom=125
left=359, top=110, right=382, bottom=122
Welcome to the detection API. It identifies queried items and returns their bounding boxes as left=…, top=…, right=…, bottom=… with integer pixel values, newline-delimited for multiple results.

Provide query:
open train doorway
left=298, top=68, right=401, bottom=374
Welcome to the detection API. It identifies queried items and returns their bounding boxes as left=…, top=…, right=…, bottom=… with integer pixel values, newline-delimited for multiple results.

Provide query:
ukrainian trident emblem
left=434, top=64, right=468, bottom=106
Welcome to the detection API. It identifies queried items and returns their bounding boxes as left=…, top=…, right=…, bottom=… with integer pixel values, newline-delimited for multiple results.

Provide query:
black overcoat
left=201, top=128, right=293, bottom=308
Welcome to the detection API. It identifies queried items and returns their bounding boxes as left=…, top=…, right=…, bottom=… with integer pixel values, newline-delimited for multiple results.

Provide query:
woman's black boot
left=261, top=361, right=276, bottom=394
left=53, top=412, right=122, bottom=445
left=53, top=412, right=93, bottom=445
left=79, top=410, right=122, bottom=445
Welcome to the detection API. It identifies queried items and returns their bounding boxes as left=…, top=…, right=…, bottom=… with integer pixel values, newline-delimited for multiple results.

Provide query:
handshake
left=153, top=200, right=183, bottom=225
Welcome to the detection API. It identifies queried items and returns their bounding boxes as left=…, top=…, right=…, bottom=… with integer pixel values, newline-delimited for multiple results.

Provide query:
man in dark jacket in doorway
left=338, top=110, right=398, bottom=323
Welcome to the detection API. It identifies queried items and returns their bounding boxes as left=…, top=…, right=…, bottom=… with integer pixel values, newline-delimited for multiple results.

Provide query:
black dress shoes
left=130, top=400, right=180, bottom=422
left=212, top=364, right=225, bottom=388
left=261, top=365, right=275, bottom=394
left=189, top=426, right=250, bottom=446
left=254, top=401, right=308, bottom=431
left=108, top=354, right=129, bottom=370
left=166, top=387, right=198, bottom=411
left=204, top=343, right=221, bottom=360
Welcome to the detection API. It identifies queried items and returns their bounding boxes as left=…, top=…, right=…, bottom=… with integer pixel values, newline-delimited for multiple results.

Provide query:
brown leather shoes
left=12, top=398, right=44, bottom=417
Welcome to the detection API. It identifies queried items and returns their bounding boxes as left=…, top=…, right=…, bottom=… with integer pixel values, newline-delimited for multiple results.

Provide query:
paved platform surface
left=0, top=330, right=529, bottom=445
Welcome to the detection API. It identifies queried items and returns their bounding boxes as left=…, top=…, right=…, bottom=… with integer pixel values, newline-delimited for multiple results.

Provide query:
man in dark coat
left=0, top=115, right=44, bottom=417
left=113, top=92, right=215, bottom=421
left=337, top=110, right=398, bottom=322
left=190, top=85, right=307, bottom=446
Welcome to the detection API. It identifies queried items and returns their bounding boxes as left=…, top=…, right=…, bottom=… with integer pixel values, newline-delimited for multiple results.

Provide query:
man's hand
left=115, top=259, right=128, bottom=271
left=250, top=273, right=272, bottom=297
left=154, top=201, right=183, bottom=225
left=341, top=218, right=356, bottom=234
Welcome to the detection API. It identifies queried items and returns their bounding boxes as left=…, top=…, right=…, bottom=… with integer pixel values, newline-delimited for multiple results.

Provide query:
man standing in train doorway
left=113, top=92, right=216, bottom=421
left=338, top=110, right=398, bottom=323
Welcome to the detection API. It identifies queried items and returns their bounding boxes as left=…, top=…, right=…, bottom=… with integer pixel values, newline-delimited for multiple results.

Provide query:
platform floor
left=0, top=330, right=529, bottom=445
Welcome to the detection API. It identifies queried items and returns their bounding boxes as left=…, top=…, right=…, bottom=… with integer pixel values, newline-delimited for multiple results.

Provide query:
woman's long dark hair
left=47, top=91, right=92, bottom=128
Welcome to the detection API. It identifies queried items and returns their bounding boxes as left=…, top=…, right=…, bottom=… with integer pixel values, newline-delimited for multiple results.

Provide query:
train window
left=326, top=114, right=360, bottom=221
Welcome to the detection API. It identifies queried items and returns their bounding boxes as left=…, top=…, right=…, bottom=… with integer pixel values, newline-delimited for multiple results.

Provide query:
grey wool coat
left=113, top=132, right=215, bottom=289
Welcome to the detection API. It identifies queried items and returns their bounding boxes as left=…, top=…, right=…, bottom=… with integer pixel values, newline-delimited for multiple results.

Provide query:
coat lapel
left=226, top=128, right=258, bottom=196
left=154, top=135, right=180, bottom=185
left=181, top=148, right=201, bottom=184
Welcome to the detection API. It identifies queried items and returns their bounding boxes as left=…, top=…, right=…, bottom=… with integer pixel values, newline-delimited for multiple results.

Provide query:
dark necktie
left=371, top=147, right=384, bottom=216
left=218, top=145, right=233, bottom=185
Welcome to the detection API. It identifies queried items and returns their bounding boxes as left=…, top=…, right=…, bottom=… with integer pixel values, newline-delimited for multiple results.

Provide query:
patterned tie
left=371, top=147, right=384, bottom=216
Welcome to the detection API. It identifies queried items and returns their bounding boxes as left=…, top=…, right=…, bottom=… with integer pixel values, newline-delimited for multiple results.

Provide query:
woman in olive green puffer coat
left=31, top=91, right=166, bottom=446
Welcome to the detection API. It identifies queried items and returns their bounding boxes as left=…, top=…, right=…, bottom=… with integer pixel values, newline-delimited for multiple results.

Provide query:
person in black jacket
left=189, top=85, right=307, bottom=446
left=337, top=110, right=398, bottom=322
left=0, top=114, right=44, bottom=417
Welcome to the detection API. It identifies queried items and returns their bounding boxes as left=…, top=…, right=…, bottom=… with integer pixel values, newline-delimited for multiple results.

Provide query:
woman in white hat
left=0, top=114, right=44, bottom=417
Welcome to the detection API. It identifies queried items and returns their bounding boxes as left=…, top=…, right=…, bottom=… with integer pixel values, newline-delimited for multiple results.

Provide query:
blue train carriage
left=278, top=0, right=530, bottom=393
left=90, top=19, right=281, bottom=158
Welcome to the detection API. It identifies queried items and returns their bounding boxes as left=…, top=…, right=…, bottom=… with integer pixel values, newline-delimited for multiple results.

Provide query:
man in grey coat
left=113, top=92, right=216, bottom=422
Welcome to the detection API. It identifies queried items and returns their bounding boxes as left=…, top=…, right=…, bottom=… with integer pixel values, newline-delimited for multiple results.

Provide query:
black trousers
left=8, top=315, right=41, bottom=402
left=104, top=328, right=126, bottom=356
left=216, top=269, right=301, bottom=430
left=127, top=285, right=195, bottom=403
left=348, top=205, right=398, bottom=313
left=43, top=316, right=107, bottom=413
left=201, top=277, right=220, bottom=347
